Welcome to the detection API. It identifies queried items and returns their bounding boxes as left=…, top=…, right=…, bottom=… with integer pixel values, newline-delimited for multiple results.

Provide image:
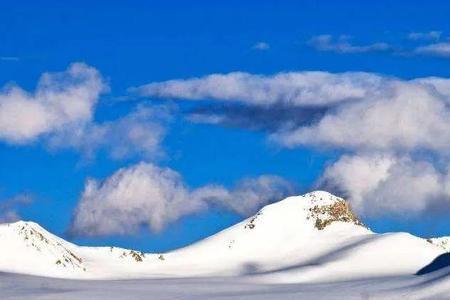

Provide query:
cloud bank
left=136, top=72, right=450, bottom=154
left=70, top=163, right=294, bottom=236
left=135, top=71, right=450, bottom=217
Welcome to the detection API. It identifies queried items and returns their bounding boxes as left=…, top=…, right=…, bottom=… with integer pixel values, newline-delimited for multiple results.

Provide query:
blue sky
left=2, top=1, right=450, bottom=252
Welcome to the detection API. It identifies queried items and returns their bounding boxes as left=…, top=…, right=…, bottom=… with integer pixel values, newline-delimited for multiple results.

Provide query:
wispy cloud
left=0, top=56, right=19, bottom=61
left=415, top=42, right=450, bottom=58
left=307, top=32, right=450, bottom=59
left=0, top=194, right=33, bottom=223
left=408, top=31, right=442, bottom=41
left=47, top=104, right=172, bottom=160
left=133, top=71, right=385, bottom=107
left=252, top=42, right=270, bottom=50
left=406, top=30, right=450, bottom=58
left=308, top=35, right=391, bottom=54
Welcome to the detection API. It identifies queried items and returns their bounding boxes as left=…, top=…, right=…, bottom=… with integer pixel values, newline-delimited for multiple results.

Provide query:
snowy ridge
left=0, top=221, right=86, bottom=277
left=0, top=191, right=446, bottom=282
left=0, top=221, right=162, bottom=278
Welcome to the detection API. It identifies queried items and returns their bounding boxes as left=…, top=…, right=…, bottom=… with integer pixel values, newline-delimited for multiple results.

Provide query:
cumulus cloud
left=70, top=163, right=294, bottom=236
left=415, top=42, right=450, bottom=58
left=308, top=35, right=391, bottom=54
left=274, top=79, right=450, bottom=153
left=0, top=63, right=106, bottom=144
left=134, top=70, right=450, bottom=216
left=0, top=63, right=170, bottom=160
left=134, top=71, right=450, bottom=155
left=319, top=154, right=450, bottom=216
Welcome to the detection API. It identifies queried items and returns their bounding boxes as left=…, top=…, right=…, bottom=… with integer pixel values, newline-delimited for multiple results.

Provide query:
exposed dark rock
left=309, top=199, right=364, bottom=230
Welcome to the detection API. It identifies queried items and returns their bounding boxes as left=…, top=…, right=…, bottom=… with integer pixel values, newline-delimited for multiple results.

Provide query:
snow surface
left=2, top=270, right=450, bottom=300
left=1, top=191, right=449, bottom=298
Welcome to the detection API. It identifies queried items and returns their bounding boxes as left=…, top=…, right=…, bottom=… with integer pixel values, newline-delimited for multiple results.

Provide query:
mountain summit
left=0, top=191, right=445, bottom=281
left=290, top=190, right=364, bottom=230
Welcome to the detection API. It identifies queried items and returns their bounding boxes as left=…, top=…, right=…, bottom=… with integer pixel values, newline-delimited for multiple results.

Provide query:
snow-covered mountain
left=0, top=191, right=446, bottom=282
left=0, top=221, right=86, bottom=277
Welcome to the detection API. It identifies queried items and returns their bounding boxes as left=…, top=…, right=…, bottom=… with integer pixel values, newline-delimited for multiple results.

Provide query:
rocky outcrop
left=307, top=197, right=364, bottom=230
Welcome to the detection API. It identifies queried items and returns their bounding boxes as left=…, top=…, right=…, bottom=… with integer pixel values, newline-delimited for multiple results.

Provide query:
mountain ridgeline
left=0, top=191, right=447, bottom=282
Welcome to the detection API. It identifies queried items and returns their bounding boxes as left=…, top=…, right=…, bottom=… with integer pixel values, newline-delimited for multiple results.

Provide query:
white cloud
left=48, top=104, right=171, bottom=160
left=192, top=175, right=293, bottom=216
left=274, top=79, right=450, bottom=153
left=70, top=163, right=294, bottom=236
left=320, top=154, right=448, bottom=216
left=252, top=42, right=270, bottom=50
left=415, top=42, right=450, bottom=58
left=408, top=31, right=442, bottom=41
left=133, top=71, right=385, bottom=107
left=308, top=35, right=390, bottom=54
left=71, top=163, right=198, bottom=235
left=416, top=77, right=450, bottom=98
left=134, top=70, right=450, bottom=217
left=0, top=63, right=106, bottom=144
left=134, top=71, right=450, bottom=155
left=0, top=63, right=170, bottom=160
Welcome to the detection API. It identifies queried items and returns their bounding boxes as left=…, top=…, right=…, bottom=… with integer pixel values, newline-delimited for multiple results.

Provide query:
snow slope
left=0, top=221, right=86, bottom=277
left=2, top=271, right=450, bottom=300
left=0, top=191, right=445, bottom=283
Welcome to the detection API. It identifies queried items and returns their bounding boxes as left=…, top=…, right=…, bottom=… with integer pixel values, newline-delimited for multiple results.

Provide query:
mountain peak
left=304, top=191, right=364, bottom=230
left=304, top=190, right=337, bottom=198
left=259, top=190, right=365, bottom=231
left=8, top=220, right=42, bottom=229
left=0, top=219, right=86, bottom=276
